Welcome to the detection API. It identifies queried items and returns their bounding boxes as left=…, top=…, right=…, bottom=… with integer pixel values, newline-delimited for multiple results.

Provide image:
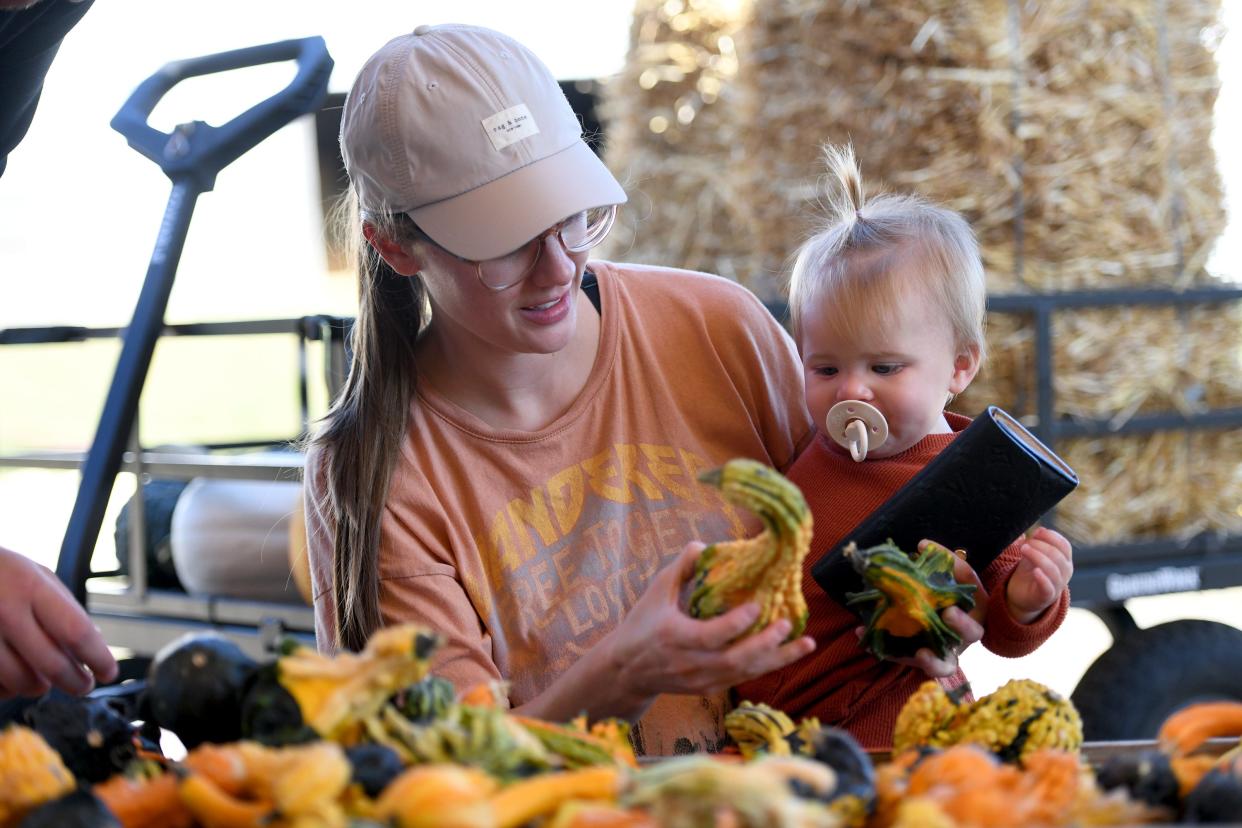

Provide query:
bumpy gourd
left=891, top=680, right=972, bottom=753
left=957, top=679, right=1083, bottom=764
left=845, top=540, right=976, bottom=660
left=241, top=624, right=440, bottom=745
left=725, top=703, right=876, bottom=828
left=893, top=678, right=1084, bottom=766
left=687, top=459, right=812, bottom=638
left=725, top=701, right=797, bottom=759
left=0, top=725, right=75, bottom=826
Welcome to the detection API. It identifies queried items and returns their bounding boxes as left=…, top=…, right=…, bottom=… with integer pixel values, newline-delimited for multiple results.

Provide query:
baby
left=735, top=145, right=1073, bottom=749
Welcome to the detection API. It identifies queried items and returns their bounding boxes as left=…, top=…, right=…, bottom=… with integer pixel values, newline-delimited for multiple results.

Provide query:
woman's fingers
left=0, top=637, right=50, bottom=698
left=725, top=623, right=815, bottom=679
left=688, top=602, right=762, bottom=650
left=659, top=542, right=706, bottom=600
left=33, top=582, right=117, bottom=688
left=682, top=620, right=814, bottom=691
left=7, top=608, right=94, bottom=696
left=675, top=541, right=706, bottom=576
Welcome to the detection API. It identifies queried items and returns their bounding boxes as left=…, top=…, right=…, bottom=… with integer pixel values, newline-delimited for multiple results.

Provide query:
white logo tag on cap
left=482, top=104, right=540, bottom=151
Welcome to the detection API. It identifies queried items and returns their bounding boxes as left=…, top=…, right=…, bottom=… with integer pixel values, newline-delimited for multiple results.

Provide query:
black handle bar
left=110, top=36, right=332, bottom=185
left=56, top=37, right=333, bottom=603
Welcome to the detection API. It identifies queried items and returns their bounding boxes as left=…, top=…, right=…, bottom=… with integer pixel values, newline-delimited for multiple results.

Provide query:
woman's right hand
left=601, top=542, right=816, bottom=719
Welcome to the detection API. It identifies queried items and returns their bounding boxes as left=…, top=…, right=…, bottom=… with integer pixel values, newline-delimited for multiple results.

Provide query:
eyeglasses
left=459, top=204, right=618, bottom=291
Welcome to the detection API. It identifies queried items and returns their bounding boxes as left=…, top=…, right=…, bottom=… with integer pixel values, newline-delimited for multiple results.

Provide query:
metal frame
left=0, top=315, right=350, bottom=660
left=4, top=282, right=1238, bottom=655
left=987, top=285, right=1242, bottom=609
left=0, top=37, right=334, bottom=664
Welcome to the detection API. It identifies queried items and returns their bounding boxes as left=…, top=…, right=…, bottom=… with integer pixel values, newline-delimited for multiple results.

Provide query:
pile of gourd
left=3, top=459, right=1241, bottom=827
left=0, top=623, right=881, bottom=828
left=3, top=622, right=1242, bottom=828
left=871, top=680, right=1242, bottom=826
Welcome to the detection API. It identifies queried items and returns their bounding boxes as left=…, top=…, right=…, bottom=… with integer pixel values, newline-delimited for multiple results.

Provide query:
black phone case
left=809, top=405, right=1080, bottom=609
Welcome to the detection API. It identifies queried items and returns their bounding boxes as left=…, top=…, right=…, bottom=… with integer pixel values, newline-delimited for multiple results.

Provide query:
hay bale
left=737, top=1, right=1020, bottom=295
left=956, top=301, right=1242, bottom=422
left=601, top=0, right=1235, bottom=544
left=598, top=0, right=765, bottom=289
left=1055, top=429, right=1241, bottom=542
left=953, top=314, right=1036, bottom=419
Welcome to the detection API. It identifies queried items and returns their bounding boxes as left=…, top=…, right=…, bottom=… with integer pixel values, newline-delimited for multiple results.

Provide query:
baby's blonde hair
left=787, top=145, right=986, bottom=362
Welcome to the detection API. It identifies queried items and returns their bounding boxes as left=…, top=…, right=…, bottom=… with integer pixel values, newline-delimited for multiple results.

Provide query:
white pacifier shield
left=826, top=400, right=889, bottom=462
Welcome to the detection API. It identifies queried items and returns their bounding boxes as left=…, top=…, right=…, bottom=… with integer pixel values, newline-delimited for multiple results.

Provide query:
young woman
left=304, top=23, right=817, bottom=754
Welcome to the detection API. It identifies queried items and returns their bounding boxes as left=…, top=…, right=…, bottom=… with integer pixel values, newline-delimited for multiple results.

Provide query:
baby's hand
left=1005, top=527, right=1073, bottom=623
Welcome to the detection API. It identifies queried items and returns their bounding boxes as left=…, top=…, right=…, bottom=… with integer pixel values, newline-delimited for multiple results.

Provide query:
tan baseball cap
left=339, top=23, right=627, bottom=262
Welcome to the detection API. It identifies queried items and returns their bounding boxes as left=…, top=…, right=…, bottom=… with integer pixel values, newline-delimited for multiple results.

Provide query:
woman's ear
left=362, top=224, right=423, bottom=276
left=949, top=343, right=982, bottom=395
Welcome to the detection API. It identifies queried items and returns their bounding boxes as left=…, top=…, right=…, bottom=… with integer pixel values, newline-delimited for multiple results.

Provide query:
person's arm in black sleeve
left=0, top=0, right=94, bottom=178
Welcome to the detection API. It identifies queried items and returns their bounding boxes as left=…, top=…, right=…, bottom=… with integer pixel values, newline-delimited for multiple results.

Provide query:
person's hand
left=0, top=546, right=118, bottom=698
left=603, top=542, right=815, bottom=718
left=857, top=543, right=988, bottom=678
left=1005, top=527, right=1073, bottom=624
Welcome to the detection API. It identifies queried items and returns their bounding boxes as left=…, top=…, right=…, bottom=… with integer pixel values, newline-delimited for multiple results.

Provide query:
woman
left=304, top=22, right=819, bottom=755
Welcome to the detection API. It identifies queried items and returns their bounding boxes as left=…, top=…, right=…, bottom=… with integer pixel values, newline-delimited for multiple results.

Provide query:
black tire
left=1071, top=619, right=1242, bottom=740
left=114, top=478, right=190, bottom=590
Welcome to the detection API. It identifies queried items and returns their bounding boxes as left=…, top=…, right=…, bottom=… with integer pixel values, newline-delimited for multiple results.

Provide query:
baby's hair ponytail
left=823, top=143, right=867, bottom=225
left=786, top=143, right=987, bottom=361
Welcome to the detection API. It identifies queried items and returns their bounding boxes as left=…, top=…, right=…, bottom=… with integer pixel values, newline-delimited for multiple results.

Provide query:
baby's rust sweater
left=735, top=412, right=1069, bottom=749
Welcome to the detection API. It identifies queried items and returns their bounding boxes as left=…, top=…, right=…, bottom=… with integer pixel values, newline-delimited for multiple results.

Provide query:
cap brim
left=408, top=140, right=627, bottom=261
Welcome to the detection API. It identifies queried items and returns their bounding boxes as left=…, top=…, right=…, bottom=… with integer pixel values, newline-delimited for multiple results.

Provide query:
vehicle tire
left=1070, top=618, right=1242, bottom=740
left=114, top=478, right=190, bottom=590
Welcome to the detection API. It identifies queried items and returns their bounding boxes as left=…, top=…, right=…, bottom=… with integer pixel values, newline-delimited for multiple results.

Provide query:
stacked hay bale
left=603, top=0, right=1240, bottom=543
left=597, top=0, right=767, bottom=290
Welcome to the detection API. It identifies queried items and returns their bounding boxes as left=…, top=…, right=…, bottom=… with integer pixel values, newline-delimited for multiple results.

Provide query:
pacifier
left=825, top=400, right=889, bottom=462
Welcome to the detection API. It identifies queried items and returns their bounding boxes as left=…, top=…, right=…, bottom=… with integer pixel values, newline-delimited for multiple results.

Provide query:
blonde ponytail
left=786, top=143, right=986, bottom=360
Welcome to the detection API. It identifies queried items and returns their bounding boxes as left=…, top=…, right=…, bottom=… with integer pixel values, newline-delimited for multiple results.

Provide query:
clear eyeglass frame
left=462, top=204, right=619, bottom=291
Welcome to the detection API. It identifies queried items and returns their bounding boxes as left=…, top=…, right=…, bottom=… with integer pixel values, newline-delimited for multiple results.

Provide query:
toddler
left=735, top=146, right=1073, bottom=748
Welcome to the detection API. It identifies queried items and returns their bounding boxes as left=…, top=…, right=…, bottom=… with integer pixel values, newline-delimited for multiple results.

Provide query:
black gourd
left=23, top=695, right=138, bottom=784
left=16, top=789, right=120, bottom=828
left=145, top=632, right=257, bottom=749
left=1093, top=750, right=1180, bottom=813
left=1183, top=767, right=1242, bottom=823
left=345, top=743, right=406, bottom=798
left=238, top=662, right=318, bottom=747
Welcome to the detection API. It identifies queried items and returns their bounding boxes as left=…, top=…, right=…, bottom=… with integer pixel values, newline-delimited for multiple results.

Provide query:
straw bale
left=736, top=0, right=1021, bottom=296
left=602, top=0, right=1227, bottom=291
left=1193, top=302, right=1242, bottom=408
left=1055, top=429, right=1242, bottom=543
left=597, top=0, right=765, bottom=288
left=602, top=0, right=1236, bottom=543
left=951, top=314, right=1036, bottom=420
left=956, top=301, right=1242, bottom=420
left=1012, top=0, right=1226, bottom=290
left=717, top=0, right=1227, bottom=293
left=954, top=300, right=1242, bottom=542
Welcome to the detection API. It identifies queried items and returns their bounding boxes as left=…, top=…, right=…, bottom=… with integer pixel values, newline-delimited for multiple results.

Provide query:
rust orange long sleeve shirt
left=735, top=412, right=1069, bottom=749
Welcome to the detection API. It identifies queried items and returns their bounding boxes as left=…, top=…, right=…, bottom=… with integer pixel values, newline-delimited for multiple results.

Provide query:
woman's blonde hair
left=309, top=188, right=428, bottom=651
left=787, top=145, right=986, bottom=361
